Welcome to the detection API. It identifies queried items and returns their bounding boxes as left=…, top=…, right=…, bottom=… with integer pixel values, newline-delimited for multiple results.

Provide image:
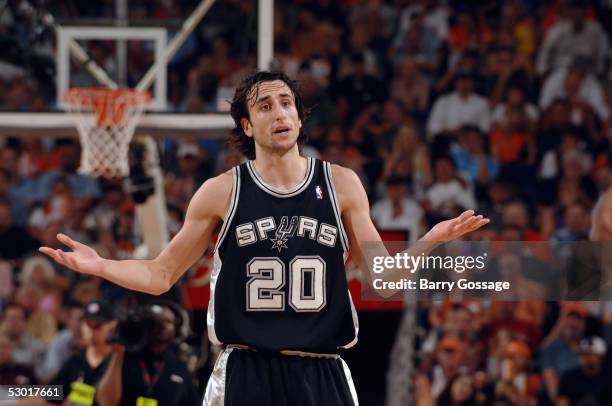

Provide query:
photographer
left=46, top=300, right=116, bottom=406
left=96, top=303, right=199, bottom=406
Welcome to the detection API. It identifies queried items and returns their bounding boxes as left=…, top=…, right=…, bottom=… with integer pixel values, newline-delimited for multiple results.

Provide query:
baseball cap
left=503, top=340, right=531, bottom=358
left=83, top=300, right=115, bottom=322
left=579, top=336, right=607, bottom=355
left=438, top=336, right=464, bottom=352
left=177, top=143, right=199, bottom=159
left=564, top=302, right=589, bottom=318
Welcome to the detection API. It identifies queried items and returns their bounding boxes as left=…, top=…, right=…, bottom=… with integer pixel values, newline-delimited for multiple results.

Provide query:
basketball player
left=40, top=71, right=489, bottom=405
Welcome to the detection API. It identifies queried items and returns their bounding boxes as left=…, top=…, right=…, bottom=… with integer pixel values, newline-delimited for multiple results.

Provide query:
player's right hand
left=39, top=233, right=105, bottom=276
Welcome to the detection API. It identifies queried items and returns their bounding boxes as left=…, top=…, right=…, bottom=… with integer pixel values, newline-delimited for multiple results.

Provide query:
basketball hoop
left=63, top=87, right=151, bottom=178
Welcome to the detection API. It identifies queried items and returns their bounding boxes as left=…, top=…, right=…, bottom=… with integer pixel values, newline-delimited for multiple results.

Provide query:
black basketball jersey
left=207, top=157, right=359, bottom=352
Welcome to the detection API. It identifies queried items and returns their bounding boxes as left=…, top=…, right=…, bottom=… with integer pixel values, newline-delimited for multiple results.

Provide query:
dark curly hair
left=229, top=71, right=309, bottom=160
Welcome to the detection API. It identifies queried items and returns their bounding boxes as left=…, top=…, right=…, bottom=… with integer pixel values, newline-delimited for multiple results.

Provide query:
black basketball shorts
left=202, top=346, right=359, bottom=406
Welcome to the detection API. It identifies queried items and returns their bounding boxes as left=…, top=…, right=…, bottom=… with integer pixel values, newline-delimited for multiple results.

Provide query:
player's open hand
left=424, top=210, right=490, bottom=242
left=39, top=233, right=105, bottom=276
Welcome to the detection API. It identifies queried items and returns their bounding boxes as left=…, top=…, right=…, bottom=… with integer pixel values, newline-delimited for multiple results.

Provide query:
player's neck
left=252, top=151, right=308, bottom=191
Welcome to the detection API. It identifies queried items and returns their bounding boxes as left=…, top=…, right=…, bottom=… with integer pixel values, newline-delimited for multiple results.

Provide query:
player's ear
left=298, top=119, right=302, bottom=129
left=241, top=118, right=253, bottom=138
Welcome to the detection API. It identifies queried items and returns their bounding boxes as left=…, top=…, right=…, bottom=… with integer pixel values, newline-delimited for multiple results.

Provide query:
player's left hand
left=424, top=209, right=489, bottom=242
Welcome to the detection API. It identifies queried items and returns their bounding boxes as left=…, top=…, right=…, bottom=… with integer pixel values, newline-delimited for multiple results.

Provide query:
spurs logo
left=270, top=216, right=298, bottom=252
left=235, top=216, right=338, bottom=249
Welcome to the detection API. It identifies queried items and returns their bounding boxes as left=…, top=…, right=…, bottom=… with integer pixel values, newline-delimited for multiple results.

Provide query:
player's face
left=242, top=80, right=302, bottom=157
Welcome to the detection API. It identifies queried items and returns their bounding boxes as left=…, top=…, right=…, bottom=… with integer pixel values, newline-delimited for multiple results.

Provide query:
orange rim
left=64, top=87, right=151, bottom=127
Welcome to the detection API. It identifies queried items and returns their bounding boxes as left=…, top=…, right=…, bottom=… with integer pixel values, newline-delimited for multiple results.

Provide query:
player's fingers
left=468, top=218, right=490, bottom=232
left=39, top=247, right=59, bottom=261
left=57, top=233, right=81, bottom=250
left=456, top=210, right=475, bottom=224
left=454, top=214, right=479, bottom=231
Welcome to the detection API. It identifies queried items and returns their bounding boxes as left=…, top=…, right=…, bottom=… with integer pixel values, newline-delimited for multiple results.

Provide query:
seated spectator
left=389, top=57, right=430, bottom=118
left=539, top=58, right=608, bottom=122
left=536, top=0, right=609, bottom=75
left=490, top=108, right=535, bottom=167
left=39, top=300, right=85, bottom=383
left=427, top=71, right=490, bottom=140
left=538, top=302, right=588, bottom=403
left=36, top=141, right=102, bottom=210
left=0, top=331, right=37, bottom=389
left=488, top=341, right=540, bottom=405
left=28, top=177, right=74, bottom=242
left=336, top=52, right=385, bottom=122
left=551, top=202, right=591, bottom=242
left=424, top=156, right=476, bottom=220
left=382, top=121, right=433, bottom=199
left=0, top=302, right=46, bottom=376
left=0, top=201, right=39, bottom=260
left=498, top=201, right=546, bottom=242
left=557, top=336, right=612, bottom=405
left=437, top=373, right=478, bottom=406
left=371, top=176, right=423, bottom=235
left=451, top=125, right=499, bottom=187
left=415, top=336, right=468, bottom=404
left=491, top=83, right=538, bottom=130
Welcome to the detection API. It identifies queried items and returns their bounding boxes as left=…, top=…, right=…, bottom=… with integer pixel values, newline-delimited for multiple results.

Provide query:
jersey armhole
left=322, top=162, right=350, bottom=259
left=214, top=166, right=241, bottom=253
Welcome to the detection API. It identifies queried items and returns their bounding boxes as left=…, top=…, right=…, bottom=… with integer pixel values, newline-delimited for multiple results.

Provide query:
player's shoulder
left=326, top=163, right=367, bottom=211
left=328, top=163, right=362, bottom=189
left=189, top=168, right=235, bottom=218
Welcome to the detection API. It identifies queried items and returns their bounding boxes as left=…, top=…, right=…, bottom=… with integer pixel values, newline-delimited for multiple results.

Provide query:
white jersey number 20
left=246, top=256, right=326, bottom=312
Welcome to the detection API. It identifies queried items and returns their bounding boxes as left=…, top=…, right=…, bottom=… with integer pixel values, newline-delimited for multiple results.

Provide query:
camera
left=112, top=302, right=190, bottom=352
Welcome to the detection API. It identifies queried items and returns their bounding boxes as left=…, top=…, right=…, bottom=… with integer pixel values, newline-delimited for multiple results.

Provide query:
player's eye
left=282, top=100, right=291, bottom=107
left=260, top=104, right=271, bottom=111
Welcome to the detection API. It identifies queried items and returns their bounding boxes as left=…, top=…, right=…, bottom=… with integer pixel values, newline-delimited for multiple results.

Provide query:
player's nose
left=273, top=102, right=288, bottom=120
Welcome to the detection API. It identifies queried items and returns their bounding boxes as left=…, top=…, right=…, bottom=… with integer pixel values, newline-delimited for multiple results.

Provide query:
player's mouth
left=273, top=126, right=291, bottom=135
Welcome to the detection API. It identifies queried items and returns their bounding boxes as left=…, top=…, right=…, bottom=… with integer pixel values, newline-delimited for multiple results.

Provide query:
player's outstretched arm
left=332, top=165, right=489, bottom=297
left=39, top=171, right=232, bottom=295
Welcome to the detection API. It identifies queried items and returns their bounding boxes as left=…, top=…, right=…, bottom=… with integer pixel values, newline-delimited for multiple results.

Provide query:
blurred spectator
left=28, top=177, right=74, bottom=242
left=490, top=108, right=535, bottom=168
left=371, top=176, right=423, bottom=235
left=436, top=374, right=478, bottom=406
left=488, top=340, right=540, bottom=405
left=391, top=8, right=441, bottom=76
left=0, top=201, right=39, bottom=260
left=336, top=53, right=385, bottom=123
left=415, top=336, right=467, bottom=404
left=36, top=142, right=101, bottom=210
left=382, top=122, right=433, bottom=199
left=0, top=302, right=46, bottom=374
left=39, top=300, right=85, bottom=383
left=557, top=336, right=612, bottom=405
left=47, top=300, right=116, bottom=406
left=538, top=302, right=588, bottom=403
left=539, top=59, right=609, bottom=122
left=479, top=180, right=515, bottom=232
left=451, top=125, right=499, bottom=187
left=427, top=71, right=490, bottom=140
left=491, top=83, right=538, bottom=130
left=424, top=156, right=476, bottom=219
left=499, top=201, right=545, bottom=241
left=551, top=202, right=591, bottom=242
left=0, top=331, right=37, bottom=388
left=536, top=0, right=609, bottom=75
left=389, top=57, right=430, bottom=118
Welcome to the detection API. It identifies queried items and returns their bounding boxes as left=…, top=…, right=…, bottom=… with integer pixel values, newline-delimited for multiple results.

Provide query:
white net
left=63, top=88, right=151, bottom=178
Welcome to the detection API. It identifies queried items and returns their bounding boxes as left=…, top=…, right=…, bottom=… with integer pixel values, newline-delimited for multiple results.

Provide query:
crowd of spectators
left=2, top=0, right=612, bottom=404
